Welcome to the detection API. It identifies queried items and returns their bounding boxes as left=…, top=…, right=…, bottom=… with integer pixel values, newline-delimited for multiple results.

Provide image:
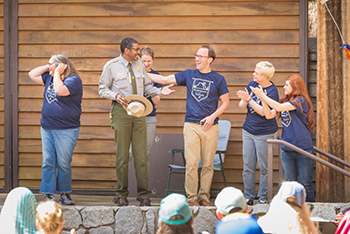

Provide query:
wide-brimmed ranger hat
left=124, top=95, right=153, bottom=118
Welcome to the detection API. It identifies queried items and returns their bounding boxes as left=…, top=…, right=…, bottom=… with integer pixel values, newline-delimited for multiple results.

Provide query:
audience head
left=156, top=193, right=194, bottom=234
left=215, top=186, right=248, bottom=220
left=336, top=210, right=350, bottom=234
left=0, top=187, right=37, bottom=234
left=254, top=61, right=275, bottom=81
left=258, top=181, right=317, bottom=234
left=275, top=181, right=306, bottom=207
left=36, top=200, right=64, bottom=234
left=216, top=216, right=264, bottom=234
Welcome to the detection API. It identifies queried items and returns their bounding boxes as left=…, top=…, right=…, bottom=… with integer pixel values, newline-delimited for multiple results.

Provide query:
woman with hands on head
left=250, top=74, right=315, bottom=202
left=28, top=54, right=83, bottom=206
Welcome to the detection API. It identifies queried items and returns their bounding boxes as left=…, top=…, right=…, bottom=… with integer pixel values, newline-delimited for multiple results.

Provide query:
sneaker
left=60, top=193, right=75, bottom=205
left=198, top=198, right=211, bottom=206
left=258, top=198, right=268, bottom=204
left=138, top=197, right=151, bottom=206
left=113, top=196, right=129, bottom=206
left=188, top=197, right=199, bottom=206
left=246, top=198, right=254, bottom=206
left=45, top=194, right=54, bottom=200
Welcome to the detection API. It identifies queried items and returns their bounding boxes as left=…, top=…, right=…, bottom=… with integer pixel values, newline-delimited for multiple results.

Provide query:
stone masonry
left=58, top=203, right=349, bottom=234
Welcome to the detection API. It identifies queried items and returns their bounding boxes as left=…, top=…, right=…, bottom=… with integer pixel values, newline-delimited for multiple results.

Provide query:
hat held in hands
left=124, top=95, right=153, bottom=117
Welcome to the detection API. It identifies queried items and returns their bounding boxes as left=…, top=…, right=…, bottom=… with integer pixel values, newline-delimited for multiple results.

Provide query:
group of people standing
left=28, top=36, right=315, bottom=206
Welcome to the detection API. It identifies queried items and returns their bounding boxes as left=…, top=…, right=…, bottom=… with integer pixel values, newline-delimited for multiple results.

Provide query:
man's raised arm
left=147, top=73, right=177, bottom=85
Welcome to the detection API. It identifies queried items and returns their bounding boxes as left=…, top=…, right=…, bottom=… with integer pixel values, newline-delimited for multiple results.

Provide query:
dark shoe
left=198, top=198, right=211, bottom=206
left=188, top=197, right=199, bottom=206
left=246, top=199, right=254, bottom=206
left=45, top=194, right=55, bottom=200
left=258, top=198, right=268, bottom=204
left=60, top=193, right=75, bottom=205
left=138, top=197, right=151, bottom=206
left=113, top=196, right=129, bottom=206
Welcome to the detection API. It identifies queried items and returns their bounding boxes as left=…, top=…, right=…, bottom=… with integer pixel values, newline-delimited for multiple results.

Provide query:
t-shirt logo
left=45, top=81, right=57, bottom=104
left=281, top=111, right=292, bottom=127
left=191, top=78, right=213, bottom=102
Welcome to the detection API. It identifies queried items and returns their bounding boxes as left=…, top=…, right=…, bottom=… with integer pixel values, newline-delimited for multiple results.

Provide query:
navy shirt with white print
left=41, top=72, right=83, bottom=129
left=281, top=96, right=313, bottom=151
left=175, top=69, right=229, bottom=124
left=243, top=80, right=279, bottom=135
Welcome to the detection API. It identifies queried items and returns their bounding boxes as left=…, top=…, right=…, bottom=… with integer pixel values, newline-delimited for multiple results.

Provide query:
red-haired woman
left=251, top=74, right=315, bottom=202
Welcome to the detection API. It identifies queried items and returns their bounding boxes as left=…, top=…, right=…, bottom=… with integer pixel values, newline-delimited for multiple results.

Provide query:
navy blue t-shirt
left=146, top=69, right=162, bottom=117
left=175, top=69, right=229, bottom=124
left=281, top=97, right=313, bottom=151
left=41, top=72, right=83, bottom=129
left=243, top=81, right=279, bottom=135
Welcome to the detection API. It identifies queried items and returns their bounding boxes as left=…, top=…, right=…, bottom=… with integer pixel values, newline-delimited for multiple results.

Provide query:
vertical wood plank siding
left=0, top=0, right=5, bottom=189
left=17, top=0, right=300, bottom=192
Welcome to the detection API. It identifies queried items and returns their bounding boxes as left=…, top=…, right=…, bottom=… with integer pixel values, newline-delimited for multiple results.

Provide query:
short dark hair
left=120, top=37, right=138, bottom=54
left=201, top=45, right=216, bottom=62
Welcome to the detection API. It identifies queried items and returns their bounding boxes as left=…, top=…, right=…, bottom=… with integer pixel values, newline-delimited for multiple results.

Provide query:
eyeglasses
left=194, top=54, right=209, bottom=59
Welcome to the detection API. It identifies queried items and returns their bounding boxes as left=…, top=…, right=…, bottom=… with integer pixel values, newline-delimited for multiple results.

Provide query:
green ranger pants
left=111, top=103, right=149, bottom=198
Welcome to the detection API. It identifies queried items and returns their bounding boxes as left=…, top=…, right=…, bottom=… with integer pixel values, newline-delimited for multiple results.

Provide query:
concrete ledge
left=57, top=203, right=350, bottom=234
left=1, top=202, right=348, bottom=233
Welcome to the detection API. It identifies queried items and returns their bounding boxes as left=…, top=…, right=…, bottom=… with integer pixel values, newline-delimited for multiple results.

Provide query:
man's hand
left=200, top=115, right=216, bottom=131
left=161, top=84, right=176, bottom=95
left=116, top=95, right=128, bottom=108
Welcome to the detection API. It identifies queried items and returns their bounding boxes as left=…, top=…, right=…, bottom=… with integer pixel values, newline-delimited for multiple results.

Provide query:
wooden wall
left=16, top=0, right=301, bottom=193
left=0, top=0, right=4, bottom=190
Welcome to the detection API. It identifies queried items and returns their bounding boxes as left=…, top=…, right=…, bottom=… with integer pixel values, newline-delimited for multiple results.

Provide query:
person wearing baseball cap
left=215, top=186, right=251, bottom=221
left=156, top=193, right=194, bottom=234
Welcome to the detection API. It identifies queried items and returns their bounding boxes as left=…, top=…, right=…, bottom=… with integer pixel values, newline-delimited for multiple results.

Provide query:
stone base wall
left=60, top=203, right=349, bottom=234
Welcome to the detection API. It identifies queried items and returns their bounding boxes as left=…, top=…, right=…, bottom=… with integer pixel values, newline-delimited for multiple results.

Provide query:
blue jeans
left=242, top=129, right=274, bottom=200
left=280, top=149, right=315, bottom=202
left=40, top=127, right=80, bottom=194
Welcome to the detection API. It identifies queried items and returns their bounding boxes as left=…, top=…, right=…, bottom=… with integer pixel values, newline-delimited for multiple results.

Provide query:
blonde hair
left=287, top=197, right=318, bottom=234
left=255, top=61, right=275, bottom=79
left=36, top=201, right=64, bottom=234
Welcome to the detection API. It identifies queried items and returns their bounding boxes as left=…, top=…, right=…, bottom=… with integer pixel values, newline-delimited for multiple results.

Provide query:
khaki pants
left=183, top=122, right=219, bottom=200
left=111, top=103, right=149, bottom=198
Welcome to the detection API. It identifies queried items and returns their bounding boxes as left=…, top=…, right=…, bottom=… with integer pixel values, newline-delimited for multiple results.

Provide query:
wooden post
left=342, top=0, right=350, bottom=201
left=316, top=0, right=345, bottom=202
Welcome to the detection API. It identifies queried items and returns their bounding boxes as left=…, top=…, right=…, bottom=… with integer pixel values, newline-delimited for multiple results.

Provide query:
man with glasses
left=99, top=37, right=174, bottom=206
left=148, top=45, right=230, bottom=206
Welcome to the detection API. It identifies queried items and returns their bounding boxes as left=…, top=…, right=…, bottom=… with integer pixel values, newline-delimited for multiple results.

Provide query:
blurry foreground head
left=215, top=186, right=248, bottom=220
left=36, top=200, right=64, bottom=234
left=216, top=216, right=264, bottom=234
left=336, top=210, right=350, bottom=234
left=258, top=181, right=318, bottom=234
left=0, top=187, right=37, bottom=234
left=156, top=193, right=194, bottom=234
